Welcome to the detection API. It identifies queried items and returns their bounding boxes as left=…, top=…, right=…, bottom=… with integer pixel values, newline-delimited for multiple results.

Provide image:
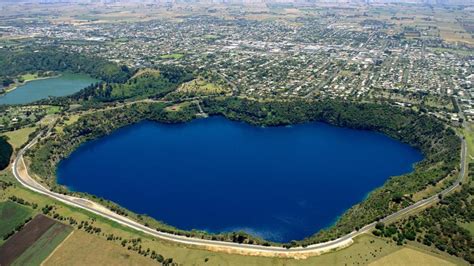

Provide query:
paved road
left=11, top=126, right=467, bottom=256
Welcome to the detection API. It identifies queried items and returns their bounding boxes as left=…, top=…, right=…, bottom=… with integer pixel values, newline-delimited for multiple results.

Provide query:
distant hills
left=1, top=0, right=473, bottom=6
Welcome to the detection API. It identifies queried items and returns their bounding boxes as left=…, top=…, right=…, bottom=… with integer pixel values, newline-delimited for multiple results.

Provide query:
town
left=0, top=3, right=472, bottom=125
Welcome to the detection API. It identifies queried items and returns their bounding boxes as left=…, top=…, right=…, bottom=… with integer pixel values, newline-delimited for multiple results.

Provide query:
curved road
left=11, top=128, right=467, bottom=257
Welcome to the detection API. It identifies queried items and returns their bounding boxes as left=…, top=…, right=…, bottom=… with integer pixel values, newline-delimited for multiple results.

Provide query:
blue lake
left=57, top=117, right=423, bottom=242
left=0, top=73, right=97, bottom=105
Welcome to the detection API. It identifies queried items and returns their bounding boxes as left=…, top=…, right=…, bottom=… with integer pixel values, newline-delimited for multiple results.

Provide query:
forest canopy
left=0, top=48, right=132, bottom=84
left=0, top=136, right=13, bottom=170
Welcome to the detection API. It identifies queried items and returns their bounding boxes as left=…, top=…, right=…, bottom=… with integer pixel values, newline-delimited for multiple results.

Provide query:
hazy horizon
left=0, top=0, right=473, bottom=6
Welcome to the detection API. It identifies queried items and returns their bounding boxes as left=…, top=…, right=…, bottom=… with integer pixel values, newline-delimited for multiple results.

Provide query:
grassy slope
left=12, top=223, right=73, bottom=266
left=370, top=247, right=459, bottom=266
left=460, top=222, right=474, bottom=236
left=177, top=78, right=226, bottom=94
left=0, top=201, right=32, bottom=244
left=2, top=126, right=36, bottom=149
left=44, top=230, right=157, bottom=266
left=462, top=124, right=474, bottom=166
left=160, top=53, right=184, bottom=59
left=46, top=231, right=403, bottom=265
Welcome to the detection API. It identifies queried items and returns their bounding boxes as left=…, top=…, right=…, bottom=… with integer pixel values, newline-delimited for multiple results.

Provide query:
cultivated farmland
left=0, top=200, right=32, bottom=244
left=12, top=222, right=73, bottom=266
left=0, top=214, right=71, bottom=266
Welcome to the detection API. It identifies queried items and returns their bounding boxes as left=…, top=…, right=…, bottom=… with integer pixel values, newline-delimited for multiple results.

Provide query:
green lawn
left=20, top=73, right=39, bottom=82
left=176, top=78, right=228, bottom=95
left=12, top=223, right=73, bottom=266
left=460, top=222, right=474, bottom=236
left=2, top=126, right=36, bottom=149
left=160, top=53, right=184, bottom=59
left=46, top=106, right=61, bottom=115
left=464, top=125, right=474, bottom=161
left=0, top=201, right=33, bottom=244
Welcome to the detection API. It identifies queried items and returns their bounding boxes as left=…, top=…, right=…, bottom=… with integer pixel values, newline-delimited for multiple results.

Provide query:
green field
left=20, top=73, right=40, bottom=82
left=0, top=201, right=33, bottom=244
left=44, top=230, right=157, bottom=266
left=177, top=78, right=226, bottom=95
left=463, top=125, right=474, bottom=163
left=12, top=223, right=73, bottom=266
left=46, top=106, right=61, bottom=115
left=369, top=247, right=458, bottom=266
left=460, top=222, right=474, bottom=236
left=160, top=53, right=184, bottom=59
left=2, top=126, right=36, bottom=149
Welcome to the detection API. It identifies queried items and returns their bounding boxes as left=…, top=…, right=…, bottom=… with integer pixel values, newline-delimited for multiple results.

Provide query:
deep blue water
left=57, top=117, right=423, bottom=242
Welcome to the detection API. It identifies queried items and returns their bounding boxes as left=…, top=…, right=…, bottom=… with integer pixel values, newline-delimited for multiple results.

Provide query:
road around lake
left=11, top=121, right=467, bottom=258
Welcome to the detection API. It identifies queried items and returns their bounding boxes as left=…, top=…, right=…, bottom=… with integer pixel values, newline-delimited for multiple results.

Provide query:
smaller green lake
left=0, top=73, right=97, bottom=105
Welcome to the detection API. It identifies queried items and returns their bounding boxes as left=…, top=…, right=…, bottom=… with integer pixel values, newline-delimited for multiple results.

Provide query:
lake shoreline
left=0, top=73, right=97, bottom=105
left=0, top=73, right=61, bottom=95
left=56, top=117, right=423, bottom=242
left=27, top=98, right=461, bottom=246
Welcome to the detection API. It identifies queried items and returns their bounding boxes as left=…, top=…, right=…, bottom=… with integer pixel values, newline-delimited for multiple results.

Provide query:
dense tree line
left=36, top=65, right=193, bottom=106
left=8, top=195, right=38, bottom=209
left=27, top=96, right=463, bottom=249
left=373, top=185, right=474, bottom=263
left=27, top=102, right=272, bottom=246
left=74, top=66, right=192, bottom=102
left=201, top=97, right=461, bottom=246
left=0, top=48, right=132, bottom=84
left=28, top=102, right=198, bottom=183
left=2, top=216, right=32, bottom=241
left=0, top=136, right=13, bottom=170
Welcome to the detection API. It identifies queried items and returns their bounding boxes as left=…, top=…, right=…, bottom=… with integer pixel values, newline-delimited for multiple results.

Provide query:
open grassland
left=434, top=9, right=474, bottom=46
left=2, top=126, right=36, bottom=149
left=64, top=114, right=81, bottom=125
left=44, top=230, right=157, bottom=266
left=164, top=101, right=192, bottom=112
left=11, top=222, right=72, bottom=266
left=462, top=124, right=474, bottom=164
left=46, top=231, right=406, bottom=266
left=369, top=246, right=458, bottom=266
left=0, top=201, right=32, bottom=244
left=460, top=222, right=474, bottom=236
left=177, top=78, right=228, bottom=95
left=20, top=73, right=40, bottom=82
left=131, top=68, right=161, bottom=79
left=160, top=53, right=184, bottom=60
left=47, top=230, right=465, bottom=266
left=54, top=114, right=79, bottom=134
left=46, top=106, right=61, bottom=115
